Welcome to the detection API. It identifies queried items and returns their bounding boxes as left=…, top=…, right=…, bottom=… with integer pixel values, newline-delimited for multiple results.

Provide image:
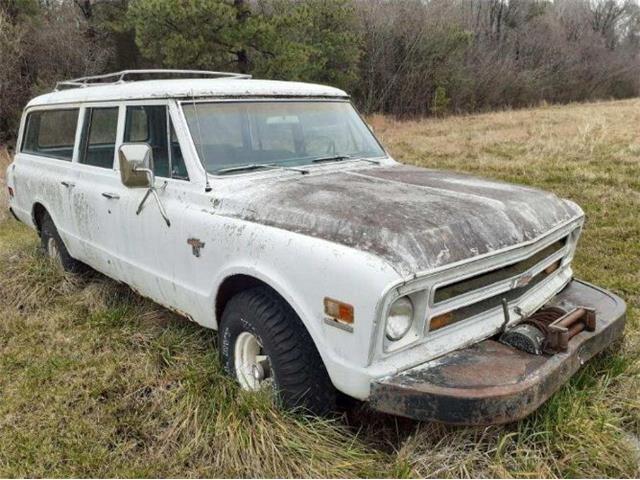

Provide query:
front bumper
left=369, top=279, right=626, bottom=425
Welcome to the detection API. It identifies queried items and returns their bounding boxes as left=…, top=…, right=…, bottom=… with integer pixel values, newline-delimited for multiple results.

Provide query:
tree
left=252, top=0, right=361, bottom=90
left=589, top=0, right=634, bottom=48
left=0, top=2, right=109, bottom=145
left=86, top=0, right=142, bottom=71
left=127, top=0, right=361, bottom=91
left=0, top=0, right=39, bottom=22
left=128, top=0, right=240, bottom=70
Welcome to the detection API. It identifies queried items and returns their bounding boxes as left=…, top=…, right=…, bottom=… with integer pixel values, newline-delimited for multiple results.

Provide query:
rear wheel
left=39, top=212, right=84, bottom=273
left=219, top=286, right=336, bottom=416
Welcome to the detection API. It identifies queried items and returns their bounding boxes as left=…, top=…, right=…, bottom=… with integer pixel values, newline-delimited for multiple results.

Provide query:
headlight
left=385, top=296, right=414, bottom=341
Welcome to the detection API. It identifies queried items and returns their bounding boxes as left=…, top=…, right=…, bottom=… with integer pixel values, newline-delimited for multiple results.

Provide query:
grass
left=1, top=98, right=639, bottom=477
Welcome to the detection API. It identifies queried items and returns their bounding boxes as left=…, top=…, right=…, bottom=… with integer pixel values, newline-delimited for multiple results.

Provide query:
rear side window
left=21, top=109, right=79, bottom=161
left=80, top=107, right=119, bottom=169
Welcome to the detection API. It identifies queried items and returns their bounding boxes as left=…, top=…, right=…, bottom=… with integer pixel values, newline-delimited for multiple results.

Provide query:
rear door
left=13, top=108, right=81, bottom=252
left=70, top=104, right=128, bottom=278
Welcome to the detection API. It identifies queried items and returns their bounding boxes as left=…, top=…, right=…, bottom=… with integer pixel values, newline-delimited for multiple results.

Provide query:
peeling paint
left=214, top=164, right=583, bottom=277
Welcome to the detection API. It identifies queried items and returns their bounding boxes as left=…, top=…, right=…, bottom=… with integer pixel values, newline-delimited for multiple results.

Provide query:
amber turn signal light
left=430, top=312, right=455, bottom=331
left=324, top=298, right=354, bottom=324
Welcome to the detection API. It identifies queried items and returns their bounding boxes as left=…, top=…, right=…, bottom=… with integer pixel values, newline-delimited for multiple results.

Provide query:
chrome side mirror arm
left=134, top=167, right=171, bottom=227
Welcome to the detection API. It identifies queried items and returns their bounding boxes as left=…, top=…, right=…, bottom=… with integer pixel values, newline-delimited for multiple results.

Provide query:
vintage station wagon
left=5, top=70, right=626, bottom=424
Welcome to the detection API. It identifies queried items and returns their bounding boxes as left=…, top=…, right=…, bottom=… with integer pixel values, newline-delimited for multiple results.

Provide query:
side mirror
left=118, top=143, right=171, bottom=227
left=118, top=143, right=154, bottom=188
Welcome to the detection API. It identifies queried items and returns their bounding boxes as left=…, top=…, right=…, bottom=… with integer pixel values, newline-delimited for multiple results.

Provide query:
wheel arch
left=214, top=272, right=334, bottom=383
left=215, top=273, right=269, bottom=323
left=31, top=202, right=49, bottom=234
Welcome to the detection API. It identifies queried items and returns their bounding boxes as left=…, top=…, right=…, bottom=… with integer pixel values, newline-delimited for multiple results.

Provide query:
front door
left=114, top=102, right=203, bottom=316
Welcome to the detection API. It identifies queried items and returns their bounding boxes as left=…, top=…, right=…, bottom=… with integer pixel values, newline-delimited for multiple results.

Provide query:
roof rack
left=55, top=69, right=252, bottom=91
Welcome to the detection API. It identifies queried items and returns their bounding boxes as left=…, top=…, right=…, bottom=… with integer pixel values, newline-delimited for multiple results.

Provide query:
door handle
left=101, top=192, right=120, bottom=200
left=61, top=181, right=75, bottom=188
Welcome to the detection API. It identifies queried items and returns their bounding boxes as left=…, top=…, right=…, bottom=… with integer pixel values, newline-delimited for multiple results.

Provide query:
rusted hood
left=216, top=165, right=583, bottom=277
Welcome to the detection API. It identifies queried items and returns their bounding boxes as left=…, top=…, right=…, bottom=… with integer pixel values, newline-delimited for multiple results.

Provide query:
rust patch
left=369, top=280, right=626, bottom=425
left=545, top=307, right=597, bottom=352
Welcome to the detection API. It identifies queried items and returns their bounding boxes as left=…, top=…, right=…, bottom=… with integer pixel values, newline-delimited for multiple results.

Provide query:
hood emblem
left=187, top=238, right=205, bottom=258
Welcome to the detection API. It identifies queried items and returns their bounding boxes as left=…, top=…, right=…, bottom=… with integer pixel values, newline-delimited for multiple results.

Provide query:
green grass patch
left=1, top=99, right=640, bottom=477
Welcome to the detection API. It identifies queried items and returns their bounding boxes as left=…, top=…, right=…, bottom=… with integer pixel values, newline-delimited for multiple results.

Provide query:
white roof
left=27, top=78, right=349, bottom=107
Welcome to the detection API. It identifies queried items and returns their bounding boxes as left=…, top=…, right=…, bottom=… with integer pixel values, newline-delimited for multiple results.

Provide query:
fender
left=209, top=263, right=358, bottom=394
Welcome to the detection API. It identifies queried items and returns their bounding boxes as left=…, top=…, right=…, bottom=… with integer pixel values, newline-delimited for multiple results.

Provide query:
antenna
left=190, top=90, right=212, bottom=193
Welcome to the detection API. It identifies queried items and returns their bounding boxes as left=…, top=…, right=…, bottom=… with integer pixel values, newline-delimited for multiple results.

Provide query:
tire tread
left=220, top=286, right=336, bottom=416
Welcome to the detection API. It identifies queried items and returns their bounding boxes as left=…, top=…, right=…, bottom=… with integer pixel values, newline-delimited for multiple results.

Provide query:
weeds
left=0, top=99, right=639, bottom=477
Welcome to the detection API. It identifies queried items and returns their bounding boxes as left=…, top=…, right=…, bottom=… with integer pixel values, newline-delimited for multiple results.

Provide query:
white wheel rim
left=47, top=237, right=62, bottom=268
left=234, top=331, right=271, bottom=391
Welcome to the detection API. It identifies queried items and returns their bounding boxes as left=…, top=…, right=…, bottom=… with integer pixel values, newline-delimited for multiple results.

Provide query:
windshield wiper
left=216, top=163, right=309, bottom=175
left=358, top=157, right=382, bottom=165
left=311, top=155, right=352, bottom=164
left=311, top=154, right=381, bottom=165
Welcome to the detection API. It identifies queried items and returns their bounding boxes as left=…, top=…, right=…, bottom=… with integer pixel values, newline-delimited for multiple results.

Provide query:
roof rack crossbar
left=55, top=69, right=252, bottom=91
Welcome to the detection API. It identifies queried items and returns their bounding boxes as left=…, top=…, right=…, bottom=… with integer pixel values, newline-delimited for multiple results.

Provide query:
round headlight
left=385, top=296, right=414, bottom=341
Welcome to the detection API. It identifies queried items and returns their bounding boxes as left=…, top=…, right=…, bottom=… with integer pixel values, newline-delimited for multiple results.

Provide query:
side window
left=80, top=107, right=118, bottom=169
left=125, top=108, right=150, bottom=142
left=21, top=109, right=79, bottom=161
left=124, top=105, right=188, bottom=180
left=125, top=105, right=168, bottom=177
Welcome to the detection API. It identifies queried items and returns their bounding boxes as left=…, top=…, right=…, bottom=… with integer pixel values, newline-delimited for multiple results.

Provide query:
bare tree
left=0, top=3, right=110, bottom=145
left=354, top=0, right=640, bottom=116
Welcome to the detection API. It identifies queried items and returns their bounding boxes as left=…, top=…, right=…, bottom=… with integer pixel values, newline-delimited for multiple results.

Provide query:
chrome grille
left=433, top=236, right=568, bottom=304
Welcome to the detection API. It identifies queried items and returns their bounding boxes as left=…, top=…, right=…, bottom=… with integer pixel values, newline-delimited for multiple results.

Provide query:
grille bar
left=433, top=237, right=568, bottom=305
left=429, top=261, right=562, bottom=332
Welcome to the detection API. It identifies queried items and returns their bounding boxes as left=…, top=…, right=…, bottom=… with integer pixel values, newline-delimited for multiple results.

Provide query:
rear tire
left=39, top=212, right=84, bottom=273
left=219, top=286, right=336, bottom=416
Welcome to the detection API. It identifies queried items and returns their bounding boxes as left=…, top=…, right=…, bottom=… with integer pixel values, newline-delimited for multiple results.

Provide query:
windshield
left=181, top=101, right=386, bottom=174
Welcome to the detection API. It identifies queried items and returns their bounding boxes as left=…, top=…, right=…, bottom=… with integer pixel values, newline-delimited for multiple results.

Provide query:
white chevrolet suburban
left=5, top=70, right=626, bottom=424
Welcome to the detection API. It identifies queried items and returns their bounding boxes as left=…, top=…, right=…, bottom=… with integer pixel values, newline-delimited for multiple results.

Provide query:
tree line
left=2, top=0, right=640, bottom=144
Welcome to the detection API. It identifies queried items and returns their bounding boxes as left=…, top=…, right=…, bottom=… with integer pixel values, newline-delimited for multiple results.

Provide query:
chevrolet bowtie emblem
left=187, top=238, right=205, bottom=257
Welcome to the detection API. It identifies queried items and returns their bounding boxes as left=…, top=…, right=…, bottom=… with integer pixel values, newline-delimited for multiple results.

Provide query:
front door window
left=124, top=105, right=189, bottom=180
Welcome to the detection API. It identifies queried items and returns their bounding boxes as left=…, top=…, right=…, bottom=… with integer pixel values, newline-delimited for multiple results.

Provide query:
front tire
left=219, top=286, right=336, bottom=416
left=40, top=213, right=84, bottom=273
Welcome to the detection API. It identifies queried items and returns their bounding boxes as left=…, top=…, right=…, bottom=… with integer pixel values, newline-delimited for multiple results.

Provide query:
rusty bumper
left=369, top=279, right=626, bottom=425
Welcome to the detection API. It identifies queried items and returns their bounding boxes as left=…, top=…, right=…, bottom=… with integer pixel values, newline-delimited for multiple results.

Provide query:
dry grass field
left=0, top=99, right=639, bottom=477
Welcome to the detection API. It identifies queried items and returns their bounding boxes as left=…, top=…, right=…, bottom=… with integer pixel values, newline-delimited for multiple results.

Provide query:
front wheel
left=218, top=286, right=336, bottom=416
